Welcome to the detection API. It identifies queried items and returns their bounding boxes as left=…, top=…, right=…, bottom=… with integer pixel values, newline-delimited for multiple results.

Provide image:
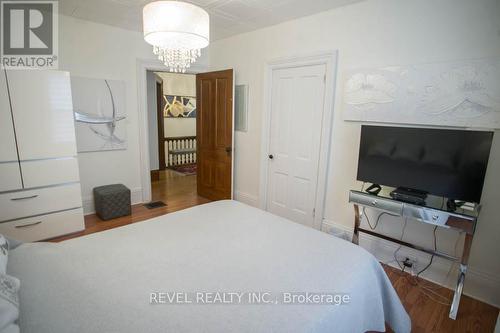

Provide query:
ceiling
left=59, top=0, right=364, bottom=41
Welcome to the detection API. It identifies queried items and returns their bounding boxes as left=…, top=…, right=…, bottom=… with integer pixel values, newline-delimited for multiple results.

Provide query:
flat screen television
left=357, top=125, right=494, bottom=203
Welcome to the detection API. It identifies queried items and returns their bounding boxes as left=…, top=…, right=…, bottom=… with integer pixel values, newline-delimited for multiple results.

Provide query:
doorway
left=148, top=71, right=202, bottom=206
left=260, top=52, right=338, bottom=230
left=156, top=80, right=166, bottom=174
left=142, top=65, right=234, bottom=210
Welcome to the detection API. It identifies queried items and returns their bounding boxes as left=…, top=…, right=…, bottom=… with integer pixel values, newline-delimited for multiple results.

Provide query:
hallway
left=151, top=169, right=210, bottom=207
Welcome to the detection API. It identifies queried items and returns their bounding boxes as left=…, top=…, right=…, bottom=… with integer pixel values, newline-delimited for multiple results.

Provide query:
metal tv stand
left=349, top=190, right=479, bottom=320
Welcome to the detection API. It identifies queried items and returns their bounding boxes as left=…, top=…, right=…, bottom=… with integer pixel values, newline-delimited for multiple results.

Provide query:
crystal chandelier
left=143, top=1, right=209, bottom=73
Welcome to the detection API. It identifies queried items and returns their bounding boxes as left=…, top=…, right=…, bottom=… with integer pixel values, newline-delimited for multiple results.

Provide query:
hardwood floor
left=384, top=265, right=498, bottom=333
left=151, top=168, right=206, bottom=204
left=50, top=171, right=499, bottom=332
left=50, top=169, right=210, bottom=242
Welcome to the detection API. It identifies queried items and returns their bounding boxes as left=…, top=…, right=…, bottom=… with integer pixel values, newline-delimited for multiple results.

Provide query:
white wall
left=208, top=0, right=500, bottom=306
left=59, top=14, right=207, bottom=212
left=156, top=72, right=196, bottom=96
left=156, top=72, right=197, bottom=140
left=163, top=118, right=196, bottom=138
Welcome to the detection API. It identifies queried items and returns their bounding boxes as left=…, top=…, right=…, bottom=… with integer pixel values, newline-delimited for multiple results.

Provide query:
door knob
left=225, top=147, right=232, bottom=153
left=268, top=154, right=274, bottom=160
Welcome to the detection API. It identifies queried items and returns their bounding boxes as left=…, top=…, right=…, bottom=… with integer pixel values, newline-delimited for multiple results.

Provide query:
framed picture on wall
left=164, top=95, right=196, bottom=118
left=71, top=76, right=127, bottom=152
left=235, top=84, right=248, bottom=132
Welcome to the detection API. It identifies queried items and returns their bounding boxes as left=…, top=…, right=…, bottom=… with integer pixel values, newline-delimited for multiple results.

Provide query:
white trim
left=231, top=70, right=235, bottom=199
left=136, top=58, right=207, bottom=203
left=321, top=219, right=500, bottom=308
left=154, top=74, right=163, bottom=84
left=259, top=51, right=339, bottom=230
left=82, top=187, right=143, bottom=215
left=234, top=191, right=259, bottom=207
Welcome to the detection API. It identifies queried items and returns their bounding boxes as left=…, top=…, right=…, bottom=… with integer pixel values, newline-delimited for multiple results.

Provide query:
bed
left=6, top=200, right=410, bottom=333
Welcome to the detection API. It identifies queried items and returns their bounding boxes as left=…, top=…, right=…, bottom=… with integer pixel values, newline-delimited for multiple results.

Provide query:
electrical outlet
left=395, top=253, right=418, bottom=268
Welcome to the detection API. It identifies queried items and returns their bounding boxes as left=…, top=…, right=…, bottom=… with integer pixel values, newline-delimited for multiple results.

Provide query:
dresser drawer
left=21, top=157, right=80, bottom=188
left=0, top=183, right=82, bottom=222
left=349, top=191, right=403, bottom=215
left=0, top=208, right=84, bottom=242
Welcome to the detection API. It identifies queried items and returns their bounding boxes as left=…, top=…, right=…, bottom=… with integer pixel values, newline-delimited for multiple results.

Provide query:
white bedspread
left=7, top=200, right=410, bottom=333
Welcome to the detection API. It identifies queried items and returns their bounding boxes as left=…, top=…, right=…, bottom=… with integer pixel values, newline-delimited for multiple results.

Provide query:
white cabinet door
left=0, top=163, right=22, bottom=192
left=21, top=157, right=80, bottom=188
left=266, top=64, right=327, bottom=228
left=0, top=70, right=22, bottom=192
left=6, top=70, right=77, bottom=160
left=0, top=70, right=20, bottom=163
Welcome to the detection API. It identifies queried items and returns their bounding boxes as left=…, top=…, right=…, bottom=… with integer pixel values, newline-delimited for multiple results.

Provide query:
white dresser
left=0, top=70, right=84, bottom=241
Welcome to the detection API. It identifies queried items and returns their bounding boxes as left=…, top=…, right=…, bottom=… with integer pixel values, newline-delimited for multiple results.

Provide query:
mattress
left=7, top=200, right=410, bottom=333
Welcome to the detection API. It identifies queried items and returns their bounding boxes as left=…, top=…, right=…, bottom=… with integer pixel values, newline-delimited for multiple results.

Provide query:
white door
left=6, top=70, right=77, bottom=160
left=266, top=64, right=327, bottom=228
left=0, top=70, right=22, bottom=192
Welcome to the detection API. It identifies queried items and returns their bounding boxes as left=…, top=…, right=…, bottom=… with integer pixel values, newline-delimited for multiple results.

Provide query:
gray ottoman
left=93, top=184, right=131, bottom=221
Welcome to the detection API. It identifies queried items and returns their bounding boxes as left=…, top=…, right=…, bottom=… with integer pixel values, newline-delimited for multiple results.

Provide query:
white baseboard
left=234, top=191, right=259, bottom=207
left=321, top=219, right=500, bottom=309
left=82, top=187, right=144, bottom=215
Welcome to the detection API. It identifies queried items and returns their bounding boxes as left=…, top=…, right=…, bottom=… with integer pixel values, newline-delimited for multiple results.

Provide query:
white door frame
left=258, top=51, right=338, bottom=230
left=136, top=58, right=208, bottom=203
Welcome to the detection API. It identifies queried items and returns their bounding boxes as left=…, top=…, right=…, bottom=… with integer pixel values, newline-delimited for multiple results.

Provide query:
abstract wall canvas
left=343, top=57, right=500, bottom=129
left=164, top=95, right=196, bottom=118
left=71, top=76, right=127, bottom=152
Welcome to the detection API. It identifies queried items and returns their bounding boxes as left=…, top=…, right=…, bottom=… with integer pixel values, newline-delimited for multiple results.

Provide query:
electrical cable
left=416, top=226, right=438, bottom=277
left=400, top=218, right=408, bottom=239
left=419, top=230, right=462, bottom=292
left=393, top=246, right=403, bottom=269
left=410, top=226, right=454, bottom=305
left=387, top=218, right=407, bottom=269
left=388, top=218, right=453, bottom=306
left=362, top=207, right=399, bottom=231
left=402, top=271, right=452, bottom=305
left=357, top=186, right=455, bottom=306
left=416, top=255, right=434, bottom=277
left=376, top=211, right=399, bottom=228
left=409, top=274, right=452, bottom=306
left=442, top=231, right=463, bottom=287
left=362, top=207, right=375, bottom=229
left=408, top=274, right=452, bottom=305
left=419, top=286, right=451, bottom=306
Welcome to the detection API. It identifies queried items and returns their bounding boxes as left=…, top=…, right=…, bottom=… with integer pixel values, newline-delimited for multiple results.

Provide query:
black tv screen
left=357, top=125, right=494, bottom=203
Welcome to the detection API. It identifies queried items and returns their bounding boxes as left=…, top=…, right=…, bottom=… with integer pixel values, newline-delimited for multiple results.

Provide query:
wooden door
left=266, top=64, right=327, bottom=227
left=196, top=69, right=233, bottom=201
left=156, top=81, right=166, bottom=170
